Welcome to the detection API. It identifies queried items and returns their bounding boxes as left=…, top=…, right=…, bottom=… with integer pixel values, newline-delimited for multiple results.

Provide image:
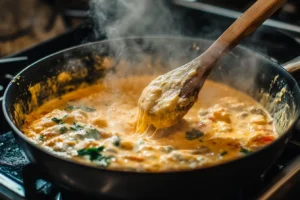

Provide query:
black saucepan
left=3, top=37, right=300, bottom=199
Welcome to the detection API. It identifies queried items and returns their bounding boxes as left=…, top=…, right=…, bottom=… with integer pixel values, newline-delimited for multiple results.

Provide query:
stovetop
left=1, top=1, right=300, bottom=199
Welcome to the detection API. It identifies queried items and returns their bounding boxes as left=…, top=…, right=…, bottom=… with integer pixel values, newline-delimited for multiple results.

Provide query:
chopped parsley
left=163, top=146, right=174, bottom=153
left=59, top=126, right=68, bottom=134
left=39, top=134, right=45, bottom=142
left=79, top=106, right=96, bottom=112
left=77, top=146, right=111, bottom=167
left=65, top=105, right=75, bottom=111
left=185, top=129, right=204, bottom=140
left=52, top=117, right=63, bottom=124
left=220, top=151, right=228, bottom=156
left=199, top=139, right=203, bottom=143
left=51, top=115, right=67, bottom=124
left=86, top=128, right=100, bottom=139
left=65, top=105, right=96, bottom=112
left=112, top=136, right=120, bottom=147
left=240, top=147, right=250, bottom=154
left=70, top=122, right=84, bottom=131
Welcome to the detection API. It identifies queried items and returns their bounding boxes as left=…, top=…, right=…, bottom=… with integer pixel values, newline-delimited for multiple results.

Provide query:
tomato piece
left=256, top=135, right=275, bottom=144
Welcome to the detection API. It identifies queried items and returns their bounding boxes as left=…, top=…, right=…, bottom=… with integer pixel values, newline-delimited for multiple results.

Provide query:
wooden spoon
left=137, top=0, right=286, bottom=131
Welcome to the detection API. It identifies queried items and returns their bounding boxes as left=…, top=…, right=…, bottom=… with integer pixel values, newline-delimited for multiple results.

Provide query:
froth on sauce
left=22, top=75, right=277, bottom=172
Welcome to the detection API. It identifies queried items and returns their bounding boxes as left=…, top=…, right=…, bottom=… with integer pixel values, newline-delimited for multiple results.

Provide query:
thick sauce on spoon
left=22, top=75, right=277, bottom=172
left=137, top=65, right=199, bottom=131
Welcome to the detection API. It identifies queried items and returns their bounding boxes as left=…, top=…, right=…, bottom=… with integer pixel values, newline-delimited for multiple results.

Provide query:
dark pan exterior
left=3, top=37, right=300, bottom=199
left=16, top=129, right=292, bottom=199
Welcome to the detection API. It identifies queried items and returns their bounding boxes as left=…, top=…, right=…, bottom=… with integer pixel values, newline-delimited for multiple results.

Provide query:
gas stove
left=1, top=1, right=300, bottom=199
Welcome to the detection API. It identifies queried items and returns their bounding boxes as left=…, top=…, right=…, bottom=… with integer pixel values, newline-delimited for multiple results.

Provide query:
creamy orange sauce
left=22, top=75, right=277, bottom=172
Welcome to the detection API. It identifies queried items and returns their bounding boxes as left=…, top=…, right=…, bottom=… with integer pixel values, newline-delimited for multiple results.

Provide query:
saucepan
left=2, top=36, right=300, bottom=199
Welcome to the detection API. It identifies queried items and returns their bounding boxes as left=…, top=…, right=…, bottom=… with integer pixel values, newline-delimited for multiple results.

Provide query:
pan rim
left=2, top=35, right=300, bottom=175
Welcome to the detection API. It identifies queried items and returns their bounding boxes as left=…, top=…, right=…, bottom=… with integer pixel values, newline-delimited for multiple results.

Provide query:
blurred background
left=0, top=0, right=89, bottom=57
left=0, top=0, right=299, bottom=57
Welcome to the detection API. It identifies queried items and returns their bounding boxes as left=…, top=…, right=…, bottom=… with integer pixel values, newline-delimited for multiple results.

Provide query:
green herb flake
left=220, top=151, right=228, bottom=156
left=163, top=146, right=174, bottom=153
left=51, top=117, right=63, bottom=124
left=51, top=115, right=67, bottom=124
left=77, top=146, right=111, bottom=167
left=39, top=134, right=45, bottom=142
left=240, top=147, right=250, bottom=154
left=185, top=129, right=204, bottom=140
left=65, top=105, right=75, bottom=111
left=59, top=126, right=68, bottom=134
left=79, top=106, right=96, bottom=112
left=65, top=104, right=96, bottom=112
left=70, top=122, right=84, bottom=131
left=199, top=139, right=203, bottom=143
left=86, top=128, right=100, bottom=139
left=112, top=136, right=121, bottom=147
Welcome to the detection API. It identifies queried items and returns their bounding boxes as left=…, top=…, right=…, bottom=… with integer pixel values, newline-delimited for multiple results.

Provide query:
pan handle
left=256, top=154, right=300, bottom=200
left=282, top=56, right=300, bottom=74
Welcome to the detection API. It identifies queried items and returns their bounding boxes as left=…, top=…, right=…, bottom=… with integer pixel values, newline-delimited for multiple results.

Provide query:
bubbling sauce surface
left=22, top=75, right=277, bottom=172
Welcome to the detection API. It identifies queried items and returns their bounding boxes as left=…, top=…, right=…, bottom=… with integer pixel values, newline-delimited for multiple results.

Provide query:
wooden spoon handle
left=180, top=0, right=286, bottom=100
left=204, top=0, right=286, bottom=62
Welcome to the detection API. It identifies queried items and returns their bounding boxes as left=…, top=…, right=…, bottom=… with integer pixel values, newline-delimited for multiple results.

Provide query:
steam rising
left=87, top=0, right=264, bottom=106
left=89, top=0, right=180, bottom=39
